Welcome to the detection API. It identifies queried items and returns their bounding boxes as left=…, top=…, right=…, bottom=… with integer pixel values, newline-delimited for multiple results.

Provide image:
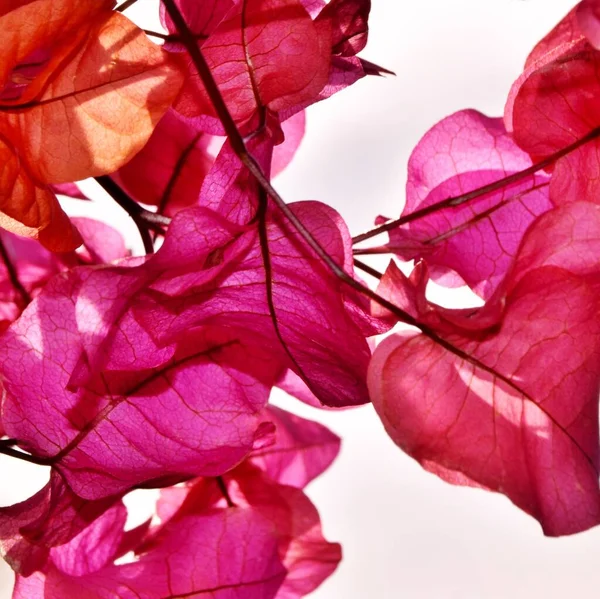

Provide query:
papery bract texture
left=505, top=7, right=600, bottom=209
left=0, top=472, right=118, bottom=576
left=0, top=1, right=183, bottom=249
left=157, top=462, right=341, bottom=598
left=251, top=406, right=341, bottom=488
left=369, top=202, right=600, bottom=536
left=318, top=0, right=370, bottom=56
left=0, top=219, right=126, bottom=329
left=197, top=133, right=274, bottom=224
left=54, top=202, right=377, bottom=408
left=22, top=509, right=286, bottom=598
left=11, top=447, right=341, bottom=597
left=365, top=110, right=552, bottom=299
left=132, top=202, right=379, bottom=407
left=114, top=110, right=215, bottom=217
left=0, top=265, right=279, bottom=498
left=172, top=0, right=330, bottom=133
left=49, top=501, right=127, bottom=577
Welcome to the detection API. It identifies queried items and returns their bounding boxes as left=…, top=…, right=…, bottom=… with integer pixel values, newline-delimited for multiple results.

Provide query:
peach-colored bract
left=0, top=1, right=183, bottom=250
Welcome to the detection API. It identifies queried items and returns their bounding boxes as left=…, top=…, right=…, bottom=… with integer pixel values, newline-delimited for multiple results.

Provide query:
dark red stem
left=352, top=126, right=600, bottom=245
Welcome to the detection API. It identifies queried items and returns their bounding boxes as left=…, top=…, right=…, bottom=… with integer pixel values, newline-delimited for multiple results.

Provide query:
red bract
left=277, top=0, right=372, bottom=118
left=365, top=110, right=552, bottom=299
left=505, top=5, right=600, bottom=211
left=0, top=1, right=183, bottom=250
left=319, top=0, right=370, bottom=57
left=369, top=202, right=600, bottom=536
left=114, top=110, right=215, bottom=217
left=19, top=508, right=286, bottom=598
left=197, top=132, right=275, bottom=223
left=115, top=108, right=304, bottom=219
left=171, top=0, right=330, bottom=134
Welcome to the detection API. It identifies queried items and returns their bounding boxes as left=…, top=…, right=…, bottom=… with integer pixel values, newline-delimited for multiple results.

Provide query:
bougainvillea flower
left=154, top=465, right=340, bottom=598
left=0, top=1, right=183, bottom=250
left=0, top=218, right=126, bottom=329
left=62, top=201, right=380, bottom=408
left=251, top=406, right=341, bottom=488
left=508, top=41, right=600, bottom=208
left=198, top=133, right=274, bottom=224
left=503, top=5, right=600, bottom=210
left=16, top=504, right=287, bottom=598
left=369, top=202, right=600, bottom=536
left=0, top=264, right=280, bottom=498
left=115, top=107, right=304, bottom=218
left=504, top=6, right=584, bottom=138
left=12, top=449, right=340, bottom=597
left=171, top=0, right=330, bottom=134
left=132, top=202, right=380, bottom=406
left=523, top=6, right=583, bottom=69
left=0, top=471, right=118, bottom=576
left=280, top=0, right=372, bottom=120
left=360, top=110, right=551, bottom=299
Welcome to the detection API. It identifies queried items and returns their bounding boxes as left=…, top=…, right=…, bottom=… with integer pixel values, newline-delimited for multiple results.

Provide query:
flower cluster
left=362, top=0, right=600, bottom=537
left=2, top=0, right=600, bottom=597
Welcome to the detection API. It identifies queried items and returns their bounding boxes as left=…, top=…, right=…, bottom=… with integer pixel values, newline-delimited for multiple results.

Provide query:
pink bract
left=172, top=0, right=330, bottom=134
left=369, top=202, right=600, bottom=536
left=0, top=268, right=280, bottom=498
left=365, top=110, right=551, bottom=299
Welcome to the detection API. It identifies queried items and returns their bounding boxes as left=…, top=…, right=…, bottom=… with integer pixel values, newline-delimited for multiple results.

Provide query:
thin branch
left=216, top=476, right=236, bottom=507
left=353, top=258, right=383, bottom=279
left=143, top=29, right=171, bottom=41
left=158, top=133, right=203, bottom=215
left=353, top=181, right=551, bottom=255
left=0, top=438, right=19, bottom=448
left=360, top=58, right=396, bottom=77
left=116, top=0, right=139, bottom=12
left=352, top=126, right=600, bottom=245
left=0, top=444, right=52, bottom=466
left=95, top=176, right=171, bottom=254
left=0, top=237, right=30, bottom=308
left=257, top=188, right=317, bottom=396
left=143, top=30, right=209, bottom=43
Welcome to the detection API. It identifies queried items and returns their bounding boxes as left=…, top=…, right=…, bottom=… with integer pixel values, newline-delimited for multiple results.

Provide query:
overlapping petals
left=9, top=408, right=340, bottom=598
left=369, top=202, right=600, bottom=536
left=364, top=110, right=552, bottom=299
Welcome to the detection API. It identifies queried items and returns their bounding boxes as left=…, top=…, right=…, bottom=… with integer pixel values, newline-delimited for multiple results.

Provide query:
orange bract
left=0, top=1, right=183, bottom=251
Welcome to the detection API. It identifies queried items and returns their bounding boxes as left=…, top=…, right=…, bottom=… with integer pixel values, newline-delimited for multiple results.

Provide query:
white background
left=2, top=0, right=595, bottom=597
